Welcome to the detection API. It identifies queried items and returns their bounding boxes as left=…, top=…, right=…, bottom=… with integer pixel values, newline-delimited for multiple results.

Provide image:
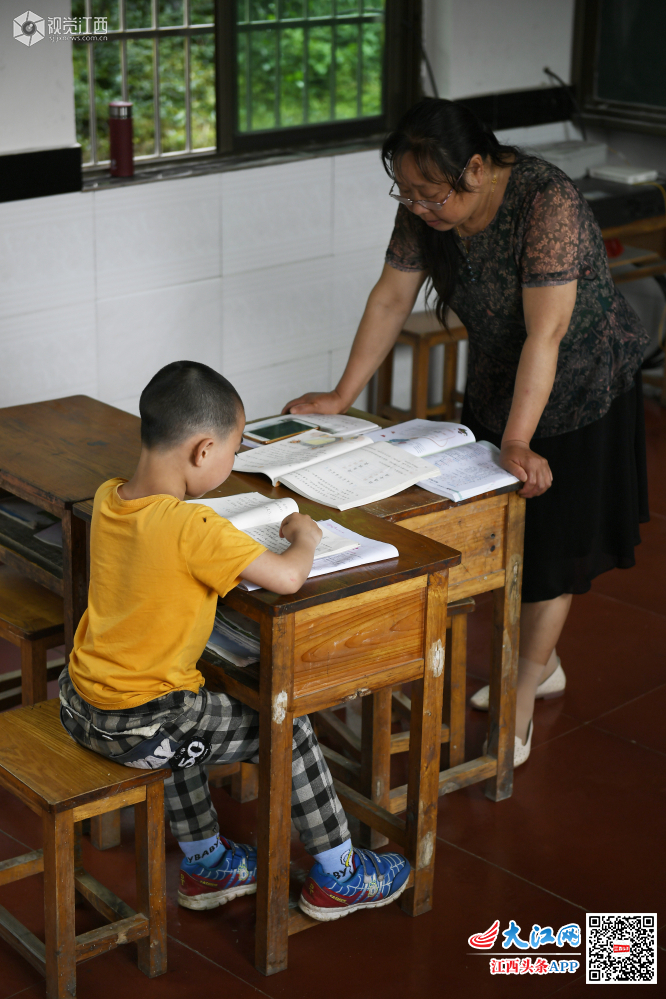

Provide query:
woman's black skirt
left=461, top=371, right=650, bottom=603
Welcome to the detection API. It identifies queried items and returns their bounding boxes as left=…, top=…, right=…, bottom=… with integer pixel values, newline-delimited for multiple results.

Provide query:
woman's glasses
left=389, top=160, right=469, bottom=211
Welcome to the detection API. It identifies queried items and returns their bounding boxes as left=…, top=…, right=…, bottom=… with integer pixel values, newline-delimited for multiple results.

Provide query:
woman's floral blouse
left=385, top=155, right=648, bottom=437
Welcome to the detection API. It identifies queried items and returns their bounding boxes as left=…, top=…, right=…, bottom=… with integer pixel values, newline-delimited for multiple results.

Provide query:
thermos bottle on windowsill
left=109, top=101, right=134, bottom=177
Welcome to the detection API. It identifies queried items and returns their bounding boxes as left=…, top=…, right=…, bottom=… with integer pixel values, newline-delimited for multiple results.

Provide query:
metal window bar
left=80, top=0, right=215, bottom=166
left=85, top=0, right=97, bottom=164
left=236, top=2, right=384, bottom=134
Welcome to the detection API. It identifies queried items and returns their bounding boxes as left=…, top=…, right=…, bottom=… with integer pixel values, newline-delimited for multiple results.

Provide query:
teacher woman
left=283, top=98, right=650, bottom=765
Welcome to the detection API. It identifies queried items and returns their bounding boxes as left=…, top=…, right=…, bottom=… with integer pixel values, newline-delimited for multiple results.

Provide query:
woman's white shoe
left=482, top=719, right=533, bottom=767
left=470, top=660, right=566, bottom=711
left=513, top=719, right=533, bottom=767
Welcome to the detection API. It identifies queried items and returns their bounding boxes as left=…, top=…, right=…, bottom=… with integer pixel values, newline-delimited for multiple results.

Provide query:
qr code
left=587, top=913, right=657, bottom=984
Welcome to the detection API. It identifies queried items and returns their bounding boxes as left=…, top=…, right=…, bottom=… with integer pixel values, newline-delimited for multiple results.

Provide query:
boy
left=59, top=360, right=410, bottom=920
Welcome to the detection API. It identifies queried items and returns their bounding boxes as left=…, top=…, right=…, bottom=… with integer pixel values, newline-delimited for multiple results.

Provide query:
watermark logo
left=12, top=11, right=108, bottom=46
left=468, top=919, right=500, bottom=949
left=13, top=10, right=45, bottom=46
left=47, top=16, right=108, bottom=38
left=468, top=919, right=582, bottom=976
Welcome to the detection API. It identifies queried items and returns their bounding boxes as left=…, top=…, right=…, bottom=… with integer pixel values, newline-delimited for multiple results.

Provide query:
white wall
left=0, top=150, right=396, bottom=418
left=0, top=1, right=76, bottom=154
left=422, top=0, right=575, bottom=100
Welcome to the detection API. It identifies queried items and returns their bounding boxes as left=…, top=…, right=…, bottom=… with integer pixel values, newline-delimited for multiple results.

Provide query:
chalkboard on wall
left=597, top=0, right=666, bottom=109
left=573, top=0, right=666, bottom=134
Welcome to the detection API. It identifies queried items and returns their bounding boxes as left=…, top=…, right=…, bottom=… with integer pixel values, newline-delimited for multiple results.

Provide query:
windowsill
left=81, top=134, right=386, bottom=192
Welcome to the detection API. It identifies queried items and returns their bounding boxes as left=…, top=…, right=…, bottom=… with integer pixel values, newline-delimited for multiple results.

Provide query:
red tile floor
left=0, top=399, right=664, bottom=998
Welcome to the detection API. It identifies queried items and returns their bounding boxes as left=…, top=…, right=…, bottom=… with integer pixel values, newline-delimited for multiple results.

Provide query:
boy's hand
left=279, top=512, right=322, bottom=547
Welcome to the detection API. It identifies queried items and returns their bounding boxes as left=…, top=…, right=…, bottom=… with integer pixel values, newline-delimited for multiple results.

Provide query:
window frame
left=572, top=0, right=666, bottom=137
left=78, top=0, right=422, bottom=175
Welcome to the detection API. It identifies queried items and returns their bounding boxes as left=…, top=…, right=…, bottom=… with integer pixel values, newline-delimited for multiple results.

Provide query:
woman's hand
left=281, top=390, right=346, bottom=416
left=500, top=440, right=553, bottom=498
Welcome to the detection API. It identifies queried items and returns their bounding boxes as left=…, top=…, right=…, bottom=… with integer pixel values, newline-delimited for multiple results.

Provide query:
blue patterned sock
left=313, top=839, right=354, bottom=882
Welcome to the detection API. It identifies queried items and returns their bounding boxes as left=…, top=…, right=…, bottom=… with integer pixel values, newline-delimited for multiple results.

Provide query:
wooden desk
left=364, top=481, right=525, bottom=804
left=76, top=474, right=461, bottom=976
left=0, top=396, right=140, bottom=651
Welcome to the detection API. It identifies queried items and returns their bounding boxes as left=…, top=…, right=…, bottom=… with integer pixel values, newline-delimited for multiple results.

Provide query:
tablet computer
left=244, top=416, right=319, bottom=444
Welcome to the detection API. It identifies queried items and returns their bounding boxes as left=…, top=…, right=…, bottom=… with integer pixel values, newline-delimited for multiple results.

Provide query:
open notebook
left=237, top=520, right=399, bottom=592
left=186, top=493, right=358, bottom=559
left=369, top=420, right=520, bottom=502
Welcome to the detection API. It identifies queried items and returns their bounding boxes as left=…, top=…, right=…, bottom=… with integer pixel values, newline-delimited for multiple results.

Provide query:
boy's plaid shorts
left=59, top=668, right=348, bottom=853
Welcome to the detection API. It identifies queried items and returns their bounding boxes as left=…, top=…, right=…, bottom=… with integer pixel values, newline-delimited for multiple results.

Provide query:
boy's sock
left=313, top=839, right=354, bottom=883
left=179, top=834, right=226, bottom=868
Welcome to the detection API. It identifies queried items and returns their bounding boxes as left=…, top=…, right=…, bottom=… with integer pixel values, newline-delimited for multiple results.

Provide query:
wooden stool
left=313, top=596, right=475, bottom=847
left=376, top=311, right=468, bottom=421
left=0, top=699, right=167, bottom=998
left=0, top=564, right=65, bottom=708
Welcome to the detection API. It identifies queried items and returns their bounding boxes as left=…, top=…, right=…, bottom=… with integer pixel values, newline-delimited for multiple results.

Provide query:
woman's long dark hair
left=382, top=98, right=520, bottom=327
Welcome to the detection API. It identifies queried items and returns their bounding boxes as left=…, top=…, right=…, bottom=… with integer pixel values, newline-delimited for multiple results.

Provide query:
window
left=235, top=2, right=385, bottom=134
left=72, top=1, right=421, bottom=169
left=573, top=0, right=666, bottom=136
left=72, top=1, right=217, bottom=165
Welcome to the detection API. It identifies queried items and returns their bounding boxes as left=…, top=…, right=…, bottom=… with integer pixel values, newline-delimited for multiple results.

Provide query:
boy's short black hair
left=139, top=361, right=243, bottom=450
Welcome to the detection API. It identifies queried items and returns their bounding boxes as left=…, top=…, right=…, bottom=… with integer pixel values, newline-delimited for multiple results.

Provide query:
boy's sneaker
left=178, top=836, right=257, bottom=910
left=298, top=847, right=410, bottom=921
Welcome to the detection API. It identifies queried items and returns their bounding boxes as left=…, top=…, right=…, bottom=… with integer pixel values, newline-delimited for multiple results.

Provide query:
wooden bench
left=0, top=699, right=166, bottom=999
left=0, top=564, right=65, bottom=708
left=376, top=311, right=468, bottom=422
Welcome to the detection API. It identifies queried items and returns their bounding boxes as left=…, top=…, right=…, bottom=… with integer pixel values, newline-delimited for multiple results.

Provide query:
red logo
left=469, top=919, right=500, bottom=949
left=613, top=943, right=631, bottom=954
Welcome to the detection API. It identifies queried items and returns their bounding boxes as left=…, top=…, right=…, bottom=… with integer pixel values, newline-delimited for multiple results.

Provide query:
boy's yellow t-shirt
left=69, top=478, right=266, bottom=711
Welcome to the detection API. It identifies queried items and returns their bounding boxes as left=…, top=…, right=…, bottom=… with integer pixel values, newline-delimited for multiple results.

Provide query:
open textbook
left=239, top=520, right=399, bottom=592
left=416, top=440, right=520, bottom=502
left=234, top=429, right=372, bottom=484
left=235, top=421, right=476, bottom=486
left=368, top=418, right=475, bottom=455
left=278, top=442, right=438, bottom=511
left=186, top=492, right=358, bottom=559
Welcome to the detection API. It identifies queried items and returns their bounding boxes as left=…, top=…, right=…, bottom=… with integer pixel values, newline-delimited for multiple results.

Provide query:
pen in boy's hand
left=279, top=512, right=323, bottom=547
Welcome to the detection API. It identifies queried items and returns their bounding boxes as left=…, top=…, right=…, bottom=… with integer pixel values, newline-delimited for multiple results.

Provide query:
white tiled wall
left=0, top=149, right=397, bottom=419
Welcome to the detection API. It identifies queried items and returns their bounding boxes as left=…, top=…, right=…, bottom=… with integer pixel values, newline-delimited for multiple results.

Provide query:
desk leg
left=359, top=689, right=391, bottom=850
left=444, top=614, right=467, bottom=768
left=400, top=570, right=448, bottom=917
left=485, top=490, right=525, bottom=802
left=61, top=509, right=88, bottom=657
left=255, top=615, right=295, bottom=977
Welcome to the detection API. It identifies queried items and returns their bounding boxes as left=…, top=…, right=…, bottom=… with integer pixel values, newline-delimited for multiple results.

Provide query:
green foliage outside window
left=237, top=0, right=384, bottom=132
left=73, top=1, right=384, bottom=164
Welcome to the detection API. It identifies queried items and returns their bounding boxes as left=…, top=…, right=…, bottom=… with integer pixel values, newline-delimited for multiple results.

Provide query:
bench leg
left=443, top=341, right=458, bottom=421
left=135, top=783, right=167, bottom=978
left=411, top=339, right=430, bottom=420
left=376, top=352, right=394, bottom=416
left=20, top=638, right=48, bottom=706
left=359, top=689, right=391, bottom=849
left=43, top=810, right=76, bottom=999
left=90, top=811, right=122, bottom=850
left=255, top=615, right=294, bottom=976
left=230, top=762, right=259, bottom=802
left=400, top=570, right=448, bottom=917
